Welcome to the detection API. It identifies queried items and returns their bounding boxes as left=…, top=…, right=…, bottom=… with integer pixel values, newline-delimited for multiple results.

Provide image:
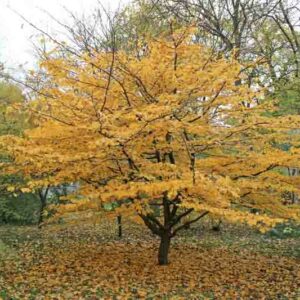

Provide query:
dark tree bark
left=117, top=214, right=122, bottom=238
left=158, top=231, right=171, bottom=265
left=37, top=186, right=49, bottom=228
left=212, top=219, right=222, bottom=232
left=158, top=194, right=172, bottom=265
left=38, top=197, right=46, bottom=226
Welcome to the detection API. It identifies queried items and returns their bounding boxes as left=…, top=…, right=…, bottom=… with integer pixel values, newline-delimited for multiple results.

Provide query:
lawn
left=0, top=219, right=299, bottom=299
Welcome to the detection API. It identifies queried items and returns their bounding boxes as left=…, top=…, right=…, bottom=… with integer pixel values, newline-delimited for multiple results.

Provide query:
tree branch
left=171, top=211, right=209, bottom=237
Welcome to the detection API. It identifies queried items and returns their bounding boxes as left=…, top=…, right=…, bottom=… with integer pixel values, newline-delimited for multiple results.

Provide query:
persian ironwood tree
left=2, top=28, right=300, bottom=265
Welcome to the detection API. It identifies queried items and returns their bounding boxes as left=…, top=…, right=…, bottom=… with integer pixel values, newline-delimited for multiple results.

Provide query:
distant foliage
left=274, top=79, right=300, bottom=116
left=0, top=81, right=37, bottom=224
left=266, top=222, right=300, bottom=239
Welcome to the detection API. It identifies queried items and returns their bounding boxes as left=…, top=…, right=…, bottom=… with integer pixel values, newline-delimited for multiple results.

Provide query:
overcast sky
left=0, top=0, right=130, bottom=73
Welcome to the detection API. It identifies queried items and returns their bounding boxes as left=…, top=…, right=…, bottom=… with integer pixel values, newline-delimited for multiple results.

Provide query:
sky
left=0, top=0, right=130, bottom=73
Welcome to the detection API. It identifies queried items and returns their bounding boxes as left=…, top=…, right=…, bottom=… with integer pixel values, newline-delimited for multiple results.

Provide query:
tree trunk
left=117, top=215, right=122, bottom=238
left=38, top=199, right=46, bottom=228
left=158, top=232, right=171, bottom=265
left=37, top=187, right=49, bottom=228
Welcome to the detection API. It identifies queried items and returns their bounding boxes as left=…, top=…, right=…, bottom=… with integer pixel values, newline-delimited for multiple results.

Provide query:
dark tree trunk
left=158, top=231, right=171, bottom=265
left=37, top=187, right=49, bottom=228
left=212, top=219, right=222, bottom=232
left=38, top=198, right=46, bottom=227
left=139, top=194, right=209, bottom=266
left=38, top=201, right=46, bottom=228
left=117, top=215, right=122, bottom=238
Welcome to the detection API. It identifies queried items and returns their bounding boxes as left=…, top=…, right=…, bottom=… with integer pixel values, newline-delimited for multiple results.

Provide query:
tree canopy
left=2, top=27, right=299, bottom=264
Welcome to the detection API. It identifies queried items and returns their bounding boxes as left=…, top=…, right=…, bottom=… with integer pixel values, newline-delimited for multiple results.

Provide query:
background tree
left=0, top=81, right=42, bottom=224
left=114, top=0, right=300, bottom=87
left=271, top=77, right=300, bottom=205
left=0, top=79, right=64, bottom=226
left=274, top=78, right=300, bottom=115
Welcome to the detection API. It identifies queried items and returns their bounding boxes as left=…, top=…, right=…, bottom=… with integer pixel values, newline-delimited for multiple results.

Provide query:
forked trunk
left=158, top=232, right=171, bottom=265
left=139, top=197, right=209, bottom=266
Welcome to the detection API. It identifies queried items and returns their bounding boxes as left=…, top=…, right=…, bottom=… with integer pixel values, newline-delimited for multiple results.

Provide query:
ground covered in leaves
left=0, top=220, right=299, bottom=299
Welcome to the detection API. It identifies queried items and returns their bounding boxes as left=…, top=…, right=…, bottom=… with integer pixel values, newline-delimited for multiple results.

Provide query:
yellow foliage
left=2, top=27, right=300, bottom=230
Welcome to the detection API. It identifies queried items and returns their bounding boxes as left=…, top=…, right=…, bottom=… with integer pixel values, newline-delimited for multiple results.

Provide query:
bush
left=0, top=193, right=40, bottom=225
left=266, top=222, right=300, bottom=239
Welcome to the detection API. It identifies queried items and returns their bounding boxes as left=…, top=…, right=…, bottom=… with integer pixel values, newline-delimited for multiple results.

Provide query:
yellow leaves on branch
left=6, top=186, right=15, bottom=192
left=20, top=187, right=31, bottom=193
left=3, top=26, right=300, bottom=228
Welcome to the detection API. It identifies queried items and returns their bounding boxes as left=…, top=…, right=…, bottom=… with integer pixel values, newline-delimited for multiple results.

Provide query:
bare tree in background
left=146, top=0, right=300, bottom=84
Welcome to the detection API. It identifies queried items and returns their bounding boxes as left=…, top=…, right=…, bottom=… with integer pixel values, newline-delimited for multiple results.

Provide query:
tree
left=268, top=0, right=300, bottom=78
left=2, top=28, right=300, bottom=265
left=271, top=78, right=300, bottom=205
left=274, top=78, right=300, bottom=115
left=0, top=81, right=60, bottom=226
left=120, top=0, right=300, bottom=86
left=0, top=81, right=26, bottom=135
left=0, top=81, right=41, bottom=224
